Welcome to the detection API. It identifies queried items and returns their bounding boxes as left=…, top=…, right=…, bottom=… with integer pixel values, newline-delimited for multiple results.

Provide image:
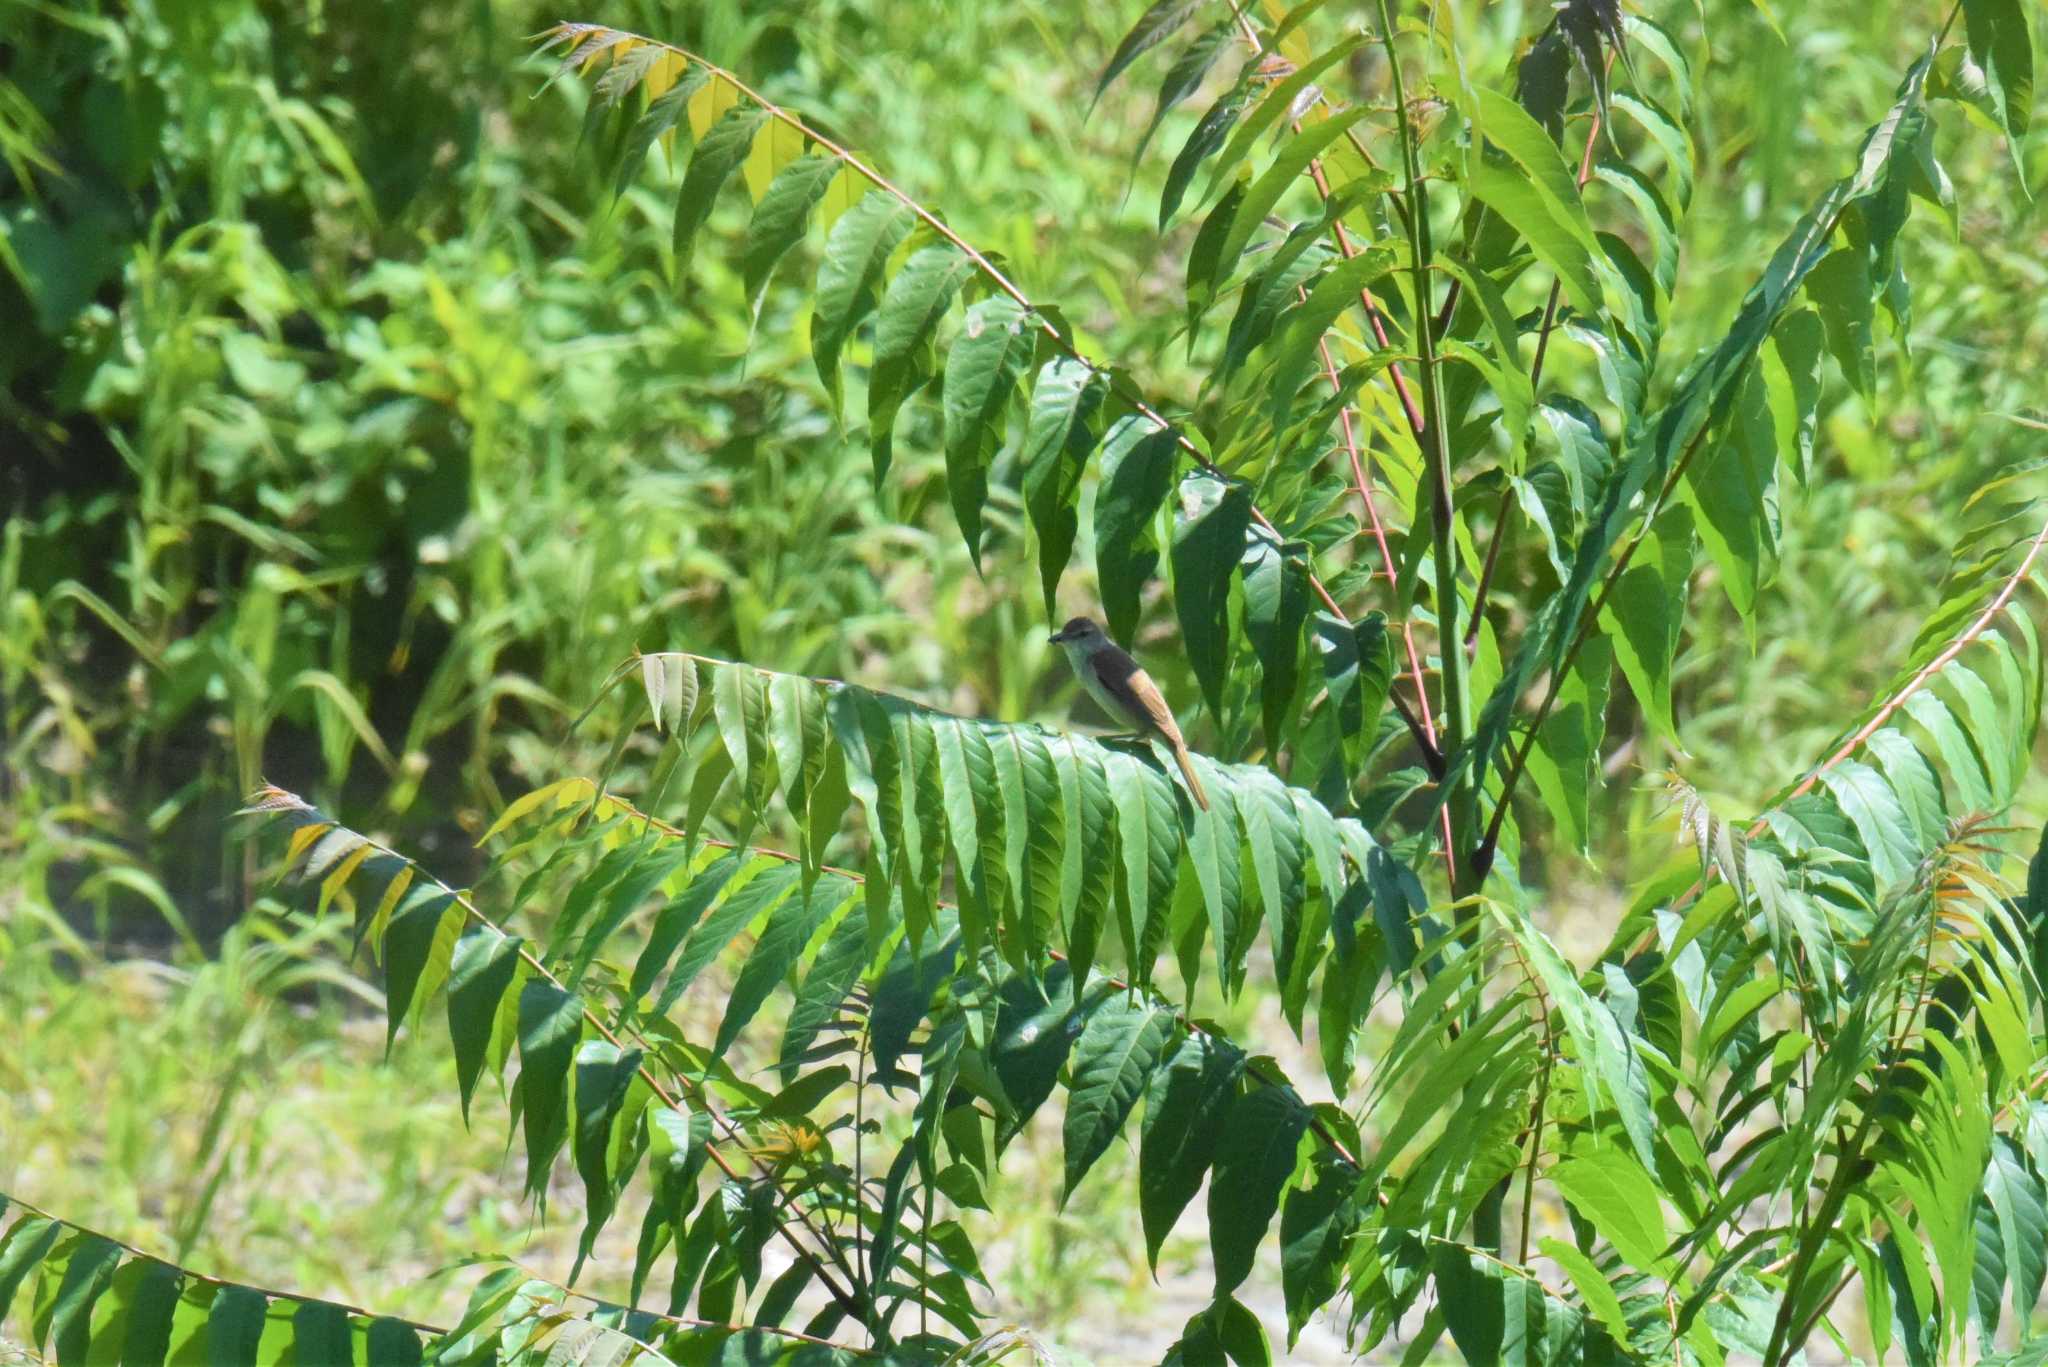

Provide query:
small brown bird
left=1049, top=617, right=1209, bottom=811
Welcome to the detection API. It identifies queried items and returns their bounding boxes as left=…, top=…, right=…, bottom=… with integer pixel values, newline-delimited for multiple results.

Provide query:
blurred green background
left=3, top=0, right=2043, bottom=1355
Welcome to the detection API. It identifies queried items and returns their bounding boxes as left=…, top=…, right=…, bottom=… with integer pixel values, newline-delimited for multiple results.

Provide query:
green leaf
left=1136, top=22, right=1233, bottom=163
left=1597, top=501, right=1693, bottom=741
left=779, top=902, right=870, bottom=1079
left=1818, top=760, right=1919, bottom=889
left=517, top=979, right=585, bottom=1199
left=1524, top=635, right=1614, bottom=853
left=656, top=861, right=802, bottom=1017
left=1962, top=0, right=2036, bottom=142
left=1204, top=33, right=1371, bottom=201
left=674, top=104, right=768, bottom=277
left=1172, top=471, right=1253, bottom=716
left=47, top=1232, right=120, bottom=1362
left=1198, top=108, right=1375, bottom=320
left=1281, top=1158, right=1359, bottom=1345
left=382, top=889, right=461, bottom=1051
left=1550, top=1153, right=1670, bottom=1273
left=1679, top=368, right=1779, bottom=624
left=367, top=1317, right=423, bottom=1365
left=1095, top=417, right=1181, bottom=643
left=1238, top=768, right=1308, bottom=1018
left=1241, top=530, right=1312, bottom=752
left=1054, top=734, right=1116, bottom=991
left=1022, top=358, right=1108, bottom=618
left=742, top=154, right=841, bottom=307
left=631, top=853, right=745, bottom=1001
left=0, top=1218, right=60, bottom=1325
left=1267, top=246, right=1400, bottom=422
left=1806, top=247, right=1876, bottom=397
left=571, top=1038, right=645, bottom=1275
left=1140, top=1035, right=1243, bottom=1268
left=988, top=963, right=1077, bottom=1143
left=1108, top=747, right=1182, bottom=985
left=713, top=663, right=774, bottom=832
left=289, top=1298, right=351, bottom=1367
left=811, top=192, right=915, bottom=414
left=108, top=1257, right=182, bottom=1363
left=1209, top=1084, right=1310, bottom=1296
left=935, top=718, right=1002, bottom=947
left=1985, top=1136, right=2048, bottom=1329
left=870, top=244, right=977, bottom=484
left=1540, top=1237, right=1633, bottom=1350
left=713, top=875, right=852, bottom=1058
left=1094, top=0, right=1203, bottom=107
left=447, top=929, right=525, bottom=1122
left=767, top=673, right=828, bottom=844
left=942, top=296, right=1037, bottom=569
left=206, top=1285, right=268, bottom=1367
left=1184, top=765, right=1245, bottom=993
left=1434, top=1244, right=1585, bottom=1366
left=1162, top=84, right=1251, bottom=228
left=1063, top=998, right=1175, bottom=1203
left=1457, top=86, right=1608, bottom=313
left=986, top=723, right=1064, bottom=965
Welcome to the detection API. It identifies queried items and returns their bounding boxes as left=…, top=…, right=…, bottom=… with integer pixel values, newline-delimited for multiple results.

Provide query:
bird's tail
left=1171, top=739, right=1210, bottom=811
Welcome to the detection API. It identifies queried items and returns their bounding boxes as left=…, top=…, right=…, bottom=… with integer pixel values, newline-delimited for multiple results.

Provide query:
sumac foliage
left=8, top=0, right=2048, bottom=1363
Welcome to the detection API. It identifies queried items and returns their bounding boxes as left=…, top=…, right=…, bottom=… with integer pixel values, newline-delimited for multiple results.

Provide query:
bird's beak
left=1047, top=632, right=1063, bottom=644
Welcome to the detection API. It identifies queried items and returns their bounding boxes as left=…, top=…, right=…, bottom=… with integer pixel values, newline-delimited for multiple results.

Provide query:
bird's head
left=1049, top=616, right=1108, bottom=647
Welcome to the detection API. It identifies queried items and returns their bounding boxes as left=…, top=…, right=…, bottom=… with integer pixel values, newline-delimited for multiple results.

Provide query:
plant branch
left=1465, top=105, right=1603, bottom=659
left=247, top=785, right=871, bottom=1327
left=549, top=22, right=1374, bottom=680
left=573, top=787, right=1365, bottom=1173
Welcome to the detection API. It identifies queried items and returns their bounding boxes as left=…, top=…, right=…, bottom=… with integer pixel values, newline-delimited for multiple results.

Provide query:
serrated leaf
left=1054, top=734, right=1116, bottom=990
left=942, top=296, right=1036, bottom=569
left=205, top=1284, right=268, bottom=1365
left=1095, top=417, right=1180, bottom=642
left=1162, top=84, right=1251, bottom=228
left=870, top=244, right=977, bottom=485
left=1063, top=998, right=1174, bottom=1202
left=448, top=929, right=525, bottom=1122
left=673, top=104, right=767, bottom=277
left=1597, top=500, right=1692, bottom=741
left=1267, top=246, right=1400, bottom=422
left=1281, top=1159, right=1359, bottom=1344
left=383, top=889, right=461, bottom=1050
left=779, top=903, right=869, bottom=1079
left=1204, top=107, right=1374, bottom=316
left=517, top=980, right=585, bottom=1200
left=1172, top=472, right=1253, bottom=717
left=1022, top=358, right=1108, bottom=618
left=1962, top=0, right=2036, bottom=143
left=654, top=861, right=802, bottom=1017
left=1109, top=748, right=1181, bottom=986
left=741, top=154, right=842, bottom=307
left=712, top=663, right=774, bottom=833
left=1524, top=635, right=1614, bottom=853
left=1241, top=530, right=1312, bottom=752
left=767, top=674, right=827, bottom=839
left=986, top=723, right=1064, bottom=965
left=1140, top=1035, right=1242, bottom=1267
left=713, top=874, right=851, bottom=1058
left=1135, top=22, right=1232, bottom=162
left=1094, top=0, right=1203, bottom=107
left=1208, top=1084, right=1310, bottom=1296
left=812, top=193, right=915, bottom=414
left=988, top=962, right=1077, bottom=1143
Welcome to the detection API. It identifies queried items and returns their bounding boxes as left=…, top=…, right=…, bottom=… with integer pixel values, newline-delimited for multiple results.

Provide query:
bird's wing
left=1096, top=647, right=1185, bottom=745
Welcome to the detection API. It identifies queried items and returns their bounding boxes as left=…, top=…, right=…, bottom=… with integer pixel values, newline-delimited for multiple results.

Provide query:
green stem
left=1375, top=0, right=1471, bottom=894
